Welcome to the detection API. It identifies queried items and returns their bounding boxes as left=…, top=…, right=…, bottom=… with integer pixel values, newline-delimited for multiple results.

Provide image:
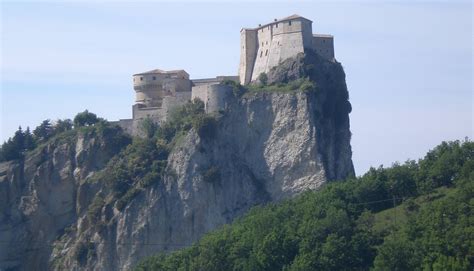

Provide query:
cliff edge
left=0, top=51, right=354, bottom=270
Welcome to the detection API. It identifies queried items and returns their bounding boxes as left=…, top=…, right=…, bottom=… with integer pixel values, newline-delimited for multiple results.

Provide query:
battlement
left=238, top=14, right=335, bottom=85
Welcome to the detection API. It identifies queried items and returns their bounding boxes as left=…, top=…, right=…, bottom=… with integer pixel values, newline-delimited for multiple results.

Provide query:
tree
left=23, top=127, right=36, bottom=150
left=74, top=110, right=98, bottom=127
left=140, top=117, right=158, bottom=139
left=54, top=119, right=73, bottom=134
left=371, top=235, right=420, bottom=271
left=33, top=120, right=54, bottom=142
left=0, top=126, right=34, bottom=161
left=258, top=72, right=268, bottom=86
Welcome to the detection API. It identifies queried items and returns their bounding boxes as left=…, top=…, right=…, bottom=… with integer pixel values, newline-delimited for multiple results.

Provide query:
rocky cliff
left=0, top=51, right=354, bottom=270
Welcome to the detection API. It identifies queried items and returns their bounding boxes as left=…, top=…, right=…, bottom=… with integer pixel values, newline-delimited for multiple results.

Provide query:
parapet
left=192, top=76, right=239, bottom=86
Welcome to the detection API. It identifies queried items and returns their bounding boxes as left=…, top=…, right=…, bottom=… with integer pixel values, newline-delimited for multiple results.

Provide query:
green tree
left=74, top=110, right=98, bottom=127
left=372, top=235, right=420, bottom=271
left=140, top=117, right=158, bottom=139
left=258, top=73, right=268, bottom=86
left=23, top=127, right=36, bottom=150
left=54, top=119, right=73, bottom=134
left=33, top=119, right=54, bottom=142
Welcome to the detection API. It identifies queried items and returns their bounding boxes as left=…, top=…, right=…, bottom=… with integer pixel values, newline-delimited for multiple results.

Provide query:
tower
left=238, top=15, right=335, bottom=85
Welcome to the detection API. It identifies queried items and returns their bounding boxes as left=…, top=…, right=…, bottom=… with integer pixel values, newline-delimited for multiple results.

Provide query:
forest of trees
left=0, top=110, right=99, bottom=162
left=136, top=139, right=473, bottom=271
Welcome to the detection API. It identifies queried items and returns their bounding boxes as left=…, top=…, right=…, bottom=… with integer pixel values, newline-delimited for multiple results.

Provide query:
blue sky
left=1, top=1, right=472, bottom=175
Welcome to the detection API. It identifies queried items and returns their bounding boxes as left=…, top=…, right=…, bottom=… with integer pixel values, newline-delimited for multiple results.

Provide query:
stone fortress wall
left=239, top=15, right=335, bottom=85
left=115, top=15, right=334, bottom=136
left=115, top=70, right=238, bottom=136
left=191, top=76, right=238, bottom=113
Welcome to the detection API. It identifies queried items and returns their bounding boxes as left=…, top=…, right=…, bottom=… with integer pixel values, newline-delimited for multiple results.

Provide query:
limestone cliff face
left=0, top=53, right=353, bottom=271
left=0, top=130, right=128, bottom=271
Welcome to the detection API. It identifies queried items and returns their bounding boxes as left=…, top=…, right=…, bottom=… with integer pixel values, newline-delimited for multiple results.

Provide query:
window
left=260, top=51, right=263, bottom=57
left=266, top=41, right=268, bottom=45
left=152, top=76, right=156, bottom=80
left=140, top=77, right=143, bottom=81
left=265, top=49, right=268, bottom=56
left=262, top=42, right=264, bottom=46
left=276, top=23, right=278, bottom=28
left=289, top=20, right=292, bottom=26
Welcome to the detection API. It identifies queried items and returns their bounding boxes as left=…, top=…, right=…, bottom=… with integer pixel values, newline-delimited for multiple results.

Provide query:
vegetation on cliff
left=84, top=99, right=216, bottom=213
left=0, top=110, right=113, bottom=162
left=136, top=139, right=473, bottom=271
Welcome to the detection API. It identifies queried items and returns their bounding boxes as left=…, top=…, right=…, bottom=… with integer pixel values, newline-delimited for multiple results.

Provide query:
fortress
left=116, top=15, right=335, bottom=135
left=239, top=14, right=334, bottom=84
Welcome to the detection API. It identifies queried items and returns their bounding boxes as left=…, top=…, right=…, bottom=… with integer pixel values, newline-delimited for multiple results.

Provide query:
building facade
left=238, top=14, right=335, bottom=85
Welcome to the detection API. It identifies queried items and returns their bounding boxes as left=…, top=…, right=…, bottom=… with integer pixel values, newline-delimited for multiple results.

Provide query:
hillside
left=0, top=51, right=354, bottom=270
left=135, top=140, right=473, bottom=271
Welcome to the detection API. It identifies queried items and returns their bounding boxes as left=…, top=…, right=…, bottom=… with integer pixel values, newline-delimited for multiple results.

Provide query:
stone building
left=132, top=69, right=192, bottom=121
left=239, top=14, right=335, bottom=85
left=191, top=76, right=238, bottom=113
left=115, top=70, right=238, bottom=136
left=115, top=15, right=335, bottom=136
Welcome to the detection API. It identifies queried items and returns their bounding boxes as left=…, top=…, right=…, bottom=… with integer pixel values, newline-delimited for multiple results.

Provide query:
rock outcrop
left=0, top=52, right=354, bottom=270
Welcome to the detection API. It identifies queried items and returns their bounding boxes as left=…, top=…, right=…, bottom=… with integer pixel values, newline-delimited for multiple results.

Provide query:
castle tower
left=238, top=15, right=335, bottom=85
left=133, top=69, right=191, bottom=108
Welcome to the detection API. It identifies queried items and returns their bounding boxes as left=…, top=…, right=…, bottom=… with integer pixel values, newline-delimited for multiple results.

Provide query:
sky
left=1, top=0, right=472, bottom=175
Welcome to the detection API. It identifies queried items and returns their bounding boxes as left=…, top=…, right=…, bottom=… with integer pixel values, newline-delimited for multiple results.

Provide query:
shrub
left=87, top=195, right=104, bottom=224
left=300, top=80, right=315, bottom=93
left=193, top=115, right=217, bottom=140
left=140, top=117, right=158, bottom=139
left=258, top=72, right=268, bottom=86
left=223, top=80, right=246, bottom=97
left=74, top=110, right=99, bottom=127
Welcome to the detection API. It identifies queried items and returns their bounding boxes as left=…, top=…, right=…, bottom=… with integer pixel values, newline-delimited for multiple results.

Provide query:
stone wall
left=239, top=17, right=313, bottom=85
left=239, top=15, right=335, bottom=85
left=312, top=35, right=335, bottom=60
left=239, top=30, right=258, bottom=85
left=192, top=83, right=233, bottom=113
left=133, top=72, right=191, bottom=107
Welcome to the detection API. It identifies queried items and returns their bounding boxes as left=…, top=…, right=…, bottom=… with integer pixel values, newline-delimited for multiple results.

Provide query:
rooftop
left=313, top=34, right=334, bottom=38
left=133, top=69, right=189, bottom=77
left=241, top=14, right=312, bottom=32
